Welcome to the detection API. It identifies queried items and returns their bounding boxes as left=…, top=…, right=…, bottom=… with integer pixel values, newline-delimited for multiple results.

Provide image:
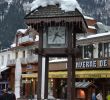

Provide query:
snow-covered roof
left=31, top=0, right=82, bottom=12
left=88, top=26, right=96, bottom=29
left=84, top=16, right=95, bottom=20
left=49, top=58, right=67, bottom=63
left=17, top=29, right=27, bottom=34
left=11, top=43, right=16, bottom=48
left=0, top=66, right=9, bottom=72
left=0, top=48, right=10, bottom=53
left=78, top=31, right=110, bottom=40
left=96, top=22, right=110, bottom=33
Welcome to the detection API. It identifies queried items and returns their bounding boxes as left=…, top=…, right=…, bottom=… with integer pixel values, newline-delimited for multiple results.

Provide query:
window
left=1, top=56, right=4, bottom=65
left=104, top=43, right=108, bottom=57
left=98, top=43, right=103, bottom=58
left=23, top=51, right=25, bottom=58
left=7, top=54, right=10, bottom=60
left=27, top=49, right=33, bottom=56
left=78, top=46, right=83, bottom=59
left=108, top=43, right=110, bottom=57
left=16, top=52, right=18, bottom=59
left=98, top=43, right=110, bottom=58
left=84, top=45, right=93, bottom=58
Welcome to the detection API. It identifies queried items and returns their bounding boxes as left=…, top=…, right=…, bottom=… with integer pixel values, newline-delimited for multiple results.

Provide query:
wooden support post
left=37, top=54, right=42, bottom=99
left=37, top=25, right=43, bottom=100
left=67, top=23, right=76, bottom=100
left=44, top=56, right=49, bottom=99
left=67, top=23, right=73, bottom=100
left=67, top=55, right=74, bottom=100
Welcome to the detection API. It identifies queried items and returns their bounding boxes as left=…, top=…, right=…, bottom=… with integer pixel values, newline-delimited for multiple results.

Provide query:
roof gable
left=25, top=5, right=82, bottom=19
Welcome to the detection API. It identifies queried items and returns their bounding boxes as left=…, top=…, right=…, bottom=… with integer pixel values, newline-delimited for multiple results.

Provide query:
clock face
left=47, top=26, right=66, bottom=45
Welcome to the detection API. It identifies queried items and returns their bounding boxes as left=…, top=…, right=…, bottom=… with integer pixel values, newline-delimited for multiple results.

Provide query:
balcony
left=20, top=55, right=38, bottom=65
left=20, top=58, right=27, bottom=65
left=7, top=59, right=16, bottom=66
left=7, top=55, right=38, bottom=66
left=18, top=35, right=34, bottom=46
left=26, top=55, right=38, bottom=64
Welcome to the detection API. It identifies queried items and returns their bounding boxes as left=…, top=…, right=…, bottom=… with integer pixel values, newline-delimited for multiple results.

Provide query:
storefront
left=21, top=73, right=37, bottom=98
left=48, top=77, right=96, bottom=100
left=0, top=67, right=10, bottom=94
left=48, top=57, right=110, bottom=99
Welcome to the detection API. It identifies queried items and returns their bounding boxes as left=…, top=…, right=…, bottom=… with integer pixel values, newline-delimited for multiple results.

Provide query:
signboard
left=26, top=65, right=32, bottom=69
left=49, top=70, right=110, bottom=78
left=76, top=59, right=108, bottom=69
left=22, top=80, right=31, bottom=83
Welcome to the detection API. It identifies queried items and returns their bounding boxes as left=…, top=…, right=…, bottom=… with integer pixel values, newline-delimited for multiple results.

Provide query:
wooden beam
left=37, top=25, right=43, bottom=99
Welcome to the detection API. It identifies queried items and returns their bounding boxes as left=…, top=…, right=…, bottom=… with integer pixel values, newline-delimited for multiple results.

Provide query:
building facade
left=0, top=10, right=109, bottom=99
left=0, top=49, right=12, bottom=94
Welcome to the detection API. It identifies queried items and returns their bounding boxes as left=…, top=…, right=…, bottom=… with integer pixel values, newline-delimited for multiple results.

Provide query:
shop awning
left=22, top=73, right=38, bottom=78
left=76, top=70, right=110, bottom=78
left=75, top=82, right=95, bottom=88
left=21, top=70, right=110, bottom=79
left=49, top=70, right=110, bottom=78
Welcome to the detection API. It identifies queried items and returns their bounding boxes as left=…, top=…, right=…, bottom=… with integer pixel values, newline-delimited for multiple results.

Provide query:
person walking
left=92, top=89, right=96, bottom=100
left=96, top=91, right=103, bottom=100
left=7, top=88, right=16, bottom=100
left=1, top=89, right=8, bottom=100
left=1, top=88, right=16, bottom=100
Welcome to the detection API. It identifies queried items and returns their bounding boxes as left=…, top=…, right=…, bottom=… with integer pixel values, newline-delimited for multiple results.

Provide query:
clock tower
left=25, top=4, right=87, bottom=100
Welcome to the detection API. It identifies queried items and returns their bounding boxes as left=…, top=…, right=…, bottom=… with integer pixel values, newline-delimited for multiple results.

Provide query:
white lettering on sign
left=76, top=60, right=97, bottom=68
left=99, top=60, right=107, bottom=67
left=76, top=59, right=108, bottom=69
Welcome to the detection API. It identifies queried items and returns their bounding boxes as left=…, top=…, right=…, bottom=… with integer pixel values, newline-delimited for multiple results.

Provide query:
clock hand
left=53, top=32, right=64, bottom=42
left=55, top=32, right=62, bottom=37
left=55, top=32, right=64, bottom=39
left=52, top=32, right=59, bottom=42
left=52, top=34, right=57, bottom=42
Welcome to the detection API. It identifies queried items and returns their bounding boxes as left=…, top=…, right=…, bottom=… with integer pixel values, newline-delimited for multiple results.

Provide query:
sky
left=31, top=0, right=82, bottom=12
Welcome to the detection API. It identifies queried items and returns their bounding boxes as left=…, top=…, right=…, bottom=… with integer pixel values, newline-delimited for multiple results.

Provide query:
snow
left=0, top=66, right=9, bottom=72
left=97, top=22, right=103, bottom=25
left=23, top=2, right=31, bottom=13
left=78, top=31, right=110, bottom=40
left=17, top=29, right=27, bottom=34
left=5, top=0, right=13, bottom=4
left=88, top=26, right=96, bottom=29
left=49, top=58, right=67, bottom=63
left=35, top=35, right=39, bottom=41
left=96, top=22, right=110, bottom=33
left=11, top=43, right=16, bottom=48
left=84, top=16, right=95, bottom=20
left=31, top=0, right=82, bottom=12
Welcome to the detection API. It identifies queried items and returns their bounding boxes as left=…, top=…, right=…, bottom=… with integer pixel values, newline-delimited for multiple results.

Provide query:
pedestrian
left=92, top=89, right=96, bottom=100
left=1, top=88, right=8, bottom=100
left=1, top=88, right=16, bottom=100
left=0, top=88, right=3, bottom=99
left=7, top=87, right=16, bottom=100
left=96, top=91, right=103, bottom=100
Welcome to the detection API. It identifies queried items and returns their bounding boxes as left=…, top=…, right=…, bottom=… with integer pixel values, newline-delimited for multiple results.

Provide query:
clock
left=47, top=26, right=66, bottom=45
